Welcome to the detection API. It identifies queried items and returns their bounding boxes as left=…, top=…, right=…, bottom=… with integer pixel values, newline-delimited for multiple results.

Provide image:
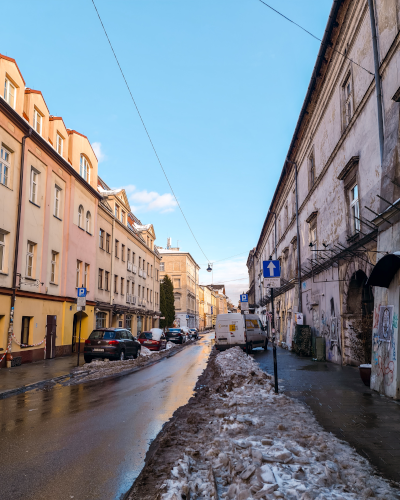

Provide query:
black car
left=84, top=328, right=141, bottom=363
left=166, top=328, right=187, bottom=344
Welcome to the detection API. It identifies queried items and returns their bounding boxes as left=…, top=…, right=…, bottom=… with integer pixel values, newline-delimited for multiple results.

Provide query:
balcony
left=132, top=265, right=137, bottom=274
left=126, top=293, right=131, bottom=304
left=138, top=268, right=143, bottom=277
left=143, top=271, right=147, bottom=279
left=131, top=295, right=137, bottom=305
left=127, top=261, right=132, bottom=272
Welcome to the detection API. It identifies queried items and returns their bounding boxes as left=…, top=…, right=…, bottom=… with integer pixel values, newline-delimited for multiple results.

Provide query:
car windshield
left=89, top=330, right=116, bottom=340
left=190, top=329, right=196, bottom=332
left=139, top=332, right=152, bottom=339
left=168, top=329, right=181, bottom=333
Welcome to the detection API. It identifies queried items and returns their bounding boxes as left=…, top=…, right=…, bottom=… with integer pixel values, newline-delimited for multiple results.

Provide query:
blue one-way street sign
left=263, top=260, right=281, bottom=278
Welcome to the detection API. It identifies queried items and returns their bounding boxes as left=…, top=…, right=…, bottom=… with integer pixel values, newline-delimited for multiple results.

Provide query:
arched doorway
left=345, top=270, right=374, bottom=365
left=72, top=311, right=89, bottom=353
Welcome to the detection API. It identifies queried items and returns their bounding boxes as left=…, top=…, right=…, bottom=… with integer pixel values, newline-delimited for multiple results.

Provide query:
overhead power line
left=90, top=0, right=210, bottom=262
left=257, top=0, right=374, bottom=76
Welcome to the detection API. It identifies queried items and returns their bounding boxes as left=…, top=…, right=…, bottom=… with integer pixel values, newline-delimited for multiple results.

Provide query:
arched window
left=86, top=211, right=91, bottom=233
left=80, top=155, right=90, bottom=183
left=78, top=205, right=84, bottom=228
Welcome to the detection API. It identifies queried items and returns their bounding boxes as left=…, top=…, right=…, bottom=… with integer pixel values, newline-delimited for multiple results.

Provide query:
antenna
left=167, top=237, right=171, bottom=249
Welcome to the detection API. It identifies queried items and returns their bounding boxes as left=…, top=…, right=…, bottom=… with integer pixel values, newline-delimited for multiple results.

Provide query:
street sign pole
left=271, top=287, right=278, bottom=394
left=76, top=285, right=87, bottom=367
left=263, top=259, right=279, bottom=394
left=77, top=309, right=82, bottom=367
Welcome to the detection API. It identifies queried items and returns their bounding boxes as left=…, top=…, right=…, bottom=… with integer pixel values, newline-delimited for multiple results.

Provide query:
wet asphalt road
left=0, top=333, right=214, bottom=500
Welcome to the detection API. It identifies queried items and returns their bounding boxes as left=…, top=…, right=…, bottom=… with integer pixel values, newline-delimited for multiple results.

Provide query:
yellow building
left=198, top=286, right=205, bottom=331
left=158, top=242, right=200, bottom=328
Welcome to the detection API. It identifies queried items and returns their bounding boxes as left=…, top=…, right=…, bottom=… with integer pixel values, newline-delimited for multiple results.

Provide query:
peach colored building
left=0, top=54, right=100, bottom=366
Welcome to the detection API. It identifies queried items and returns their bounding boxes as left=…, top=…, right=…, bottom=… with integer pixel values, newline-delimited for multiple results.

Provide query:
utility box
left=314, top=337, right=326, bottom=361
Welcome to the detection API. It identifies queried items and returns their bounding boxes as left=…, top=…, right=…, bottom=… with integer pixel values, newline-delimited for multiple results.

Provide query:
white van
left=215, top=313, right=268, bottom=352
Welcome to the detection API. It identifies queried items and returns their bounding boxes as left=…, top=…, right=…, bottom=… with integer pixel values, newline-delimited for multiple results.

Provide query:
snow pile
left=140, top=346, right=154, bottom=357
left=166, top=342, right=175, bottom=350
left=161, top=347, right=399, bottom=500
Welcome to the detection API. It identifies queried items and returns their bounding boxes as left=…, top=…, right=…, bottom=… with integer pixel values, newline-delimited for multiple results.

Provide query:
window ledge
left=49, top=282, right=58, bottom=286
left=24, top=276, right=36, bottom=281
left=78, top=226, right=85, bottom=231
left=86, top=231, right=92, bottom=236
left=0, top=183, right=12, bottom=192
left=99, top=247, right=105, bottom=251
left=53, top=215, right=62, bottom=222
left=29, top=200, right=41, bottom=209
left=0, top=271, right=9, bottom=276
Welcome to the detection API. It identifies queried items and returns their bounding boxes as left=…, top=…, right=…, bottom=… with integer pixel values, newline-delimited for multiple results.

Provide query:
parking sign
left=77, top=288, right=87, bottom=297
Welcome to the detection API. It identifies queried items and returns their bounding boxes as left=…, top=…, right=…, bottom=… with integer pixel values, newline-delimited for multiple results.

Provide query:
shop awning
left=367, top=252, right=400, bottom=288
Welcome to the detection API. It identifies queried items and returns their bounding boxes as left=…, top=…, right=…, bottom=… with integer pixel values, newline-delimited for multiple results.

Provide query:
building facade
left=248, top=0, right=400, bottom=394
left=95, top=178, right=161, bottom=336
left=158, top=243, right=200, bottom=328
left=0, top=54, right=99, bottom=366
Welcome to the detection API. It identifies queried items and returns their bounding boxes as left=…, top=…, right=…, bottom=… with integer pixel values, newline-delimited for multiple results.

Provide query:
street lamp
left=207, top=263, right=213, bottom=284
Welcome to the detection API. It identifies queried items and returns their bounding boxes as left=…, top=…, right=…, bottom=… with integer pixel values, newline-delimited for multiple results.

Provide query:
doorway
left=46, top=315, right=57, bottom=359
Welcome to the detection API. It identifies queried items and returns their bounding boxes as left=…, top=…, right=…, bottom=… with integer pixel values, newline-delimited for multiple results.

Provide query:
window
left=126, top=315, right=132, bottom=331
left=26, top=242, right=35, bottom=277
left=50, top=251, right=57, bottom=283
left=84, top=263, right=89, bottom=289
left=147, top=288, right=149, bottom=301
left=98, top=268, right=103, bottom=289
left=4, top=78, right=16, bottom=108
left=175, top=296, right=181, bottom=309
left=139, top=257, right=141, bottom=268
left=147, top=263, right=149, bottom=274
left=0, top=232, right=5, bottom=271
left=21, top=316, right=30, bottom=345
left=121, top=244, right=125, bottom=261
left=114, top=275, right=118, bottom=294
left=160, top=262, right=165, bottom=272
left=106, top=233, right=110, bottom=253
left=343, top=75, right=353, bottom=127
left=105, top=271, right=110, bottom=291
left=350, top=184, right=360, bottom=233
left=115, top=204, right=119, bottom=219
left=56, top=133, right=63, bottom=155
left=143, top=259, right=145, bottom=270
left=151, top=265, right=153, bottom=277
left=78, top=205, right=84, bottom=228
left=80, top=155, right=90, bottom=182
left=156, top=269, right=159, bottom=280
left=121, top=211, right=125, bottom=224
left=127, top=248, right=131, bottom=261
left=132, top=252, right=135, bottom=264
left=174, top=278, right=181, bottom=289
left=96, top=312, right=107, bottom=329
left=33, top=109, right=42, bottom=135
left=309, top=153, right=315, bottom=188
left=76, top=260, right=82, bottom=287
left=99, top=229, right=104, bottom=249
left=30, top=168, right=39, bottom=204
left=121, top=277, right=124, bottom=295
left=86, top=211, right=91, bottom=233
left=310, top=227, right=317, bottom=247
left=115, top=240, right=119, bottom=258
left=138, top=284, right=141, bottom=298
left=0, top=146, right=10, bottom=187
left=54, top=186, right=61, bottom=218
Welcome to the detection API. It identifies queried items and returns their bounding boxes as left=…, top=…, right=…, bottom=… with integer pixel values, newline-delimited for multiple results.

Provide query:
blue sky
left=3, top=0, right=332, bottom=303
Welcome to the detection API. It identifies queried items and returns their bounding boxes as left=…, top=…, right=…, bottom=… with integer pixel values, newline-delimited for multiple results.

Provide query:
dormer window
left=4, top=78, right=16, bottom=108
left=79, top=155, right=90, bottom=183
left=56, top=133, right=63, bottom=155
left=33, top=109, right=42, bottom=135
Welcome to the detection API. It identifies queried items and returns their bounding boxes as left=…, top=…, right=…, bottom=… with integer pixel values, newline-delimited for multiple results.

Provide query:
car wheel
left=133, top=348, right=140, bottom=359
left=84, top=356, right=91, bottom=363
left=119, top=350, right=125, bottom=361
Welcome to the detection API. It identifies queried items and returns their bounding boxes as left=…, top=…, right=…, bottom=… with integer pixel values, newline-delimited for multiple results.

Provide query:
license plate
left=218, top=340, right=228, bottom=344
left=93, top=348, right=104, bottom=352
left=144, top=342, right=153, bottom=345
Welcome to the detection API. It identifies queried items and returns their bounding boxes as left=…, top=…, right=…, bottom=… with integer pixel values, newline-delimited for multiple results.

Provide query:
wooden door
left=46, top=315, right=57, bottom=359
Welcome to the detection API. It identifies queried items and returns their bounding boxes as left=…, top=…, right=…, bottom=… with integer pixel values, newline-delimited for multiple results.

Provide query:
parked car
left=181, top=326, right=191, bottom=338
left=189, top=328, right=199, bottom=339
left=138, top=328, right=167, bottom=351
left=214, top=313, right=268, bottom=352
left=84, top=328, right=141, bottom=362
left=166, top=328, right=187, bottom=344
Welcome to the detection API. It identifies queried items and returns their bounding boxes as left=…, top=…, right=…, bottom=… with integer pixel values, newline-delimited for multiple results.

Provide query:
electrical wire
left=90, top=0, right=210, bottom=262
left=257, top=0, right=374, bottom=76
left=200, top=277, right=249, bottom=285
left=201, top=251, right=249, bottom=266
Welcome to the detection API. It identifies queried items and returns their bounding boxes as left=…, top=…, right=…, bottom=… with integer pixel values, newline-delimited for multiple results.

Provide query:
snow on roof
left=134, top=223, right=151, bottom=232
left=98, top=185, right=121, bottom=196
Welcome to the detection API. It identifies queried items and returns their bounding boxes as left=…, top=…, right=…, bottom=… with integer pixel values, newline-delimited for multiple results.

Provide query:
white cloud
left=117, top=186, right=178, bottom=214
left=92, top=142, right=106, bottom=162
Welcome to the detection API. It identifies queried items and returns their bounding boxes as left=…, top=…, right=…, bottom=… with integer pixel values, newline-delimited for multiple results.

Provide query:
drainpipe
left=7, top=128, right=32, bottom=362
left=286, top=159, right=302, bottom=314
left=367, top=0, right=384, bottom=166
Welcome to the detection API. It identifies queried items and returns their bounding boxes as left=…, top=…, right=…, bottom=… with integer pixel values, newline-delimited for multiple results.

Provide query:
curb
left=0, top=338, right=199, bottom=400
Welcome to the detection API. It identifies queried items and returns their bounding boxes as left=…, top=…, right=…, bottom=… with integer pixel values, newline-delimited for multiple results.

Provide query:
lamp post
left=207, top=263, right=213, bottom=284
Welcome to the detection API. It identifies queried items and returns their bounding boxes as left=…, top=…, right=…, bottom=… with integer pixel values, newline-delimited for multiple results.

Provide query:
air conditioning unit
left=127, top=261, right=132, bottom=271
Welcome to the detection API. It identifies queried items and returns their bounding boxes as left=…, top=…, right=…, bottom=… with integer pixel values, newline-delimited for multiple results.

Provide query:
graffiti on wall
left=320, top=297, right=341, bottom=360
left=377, top=305, right=394, bottom=342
